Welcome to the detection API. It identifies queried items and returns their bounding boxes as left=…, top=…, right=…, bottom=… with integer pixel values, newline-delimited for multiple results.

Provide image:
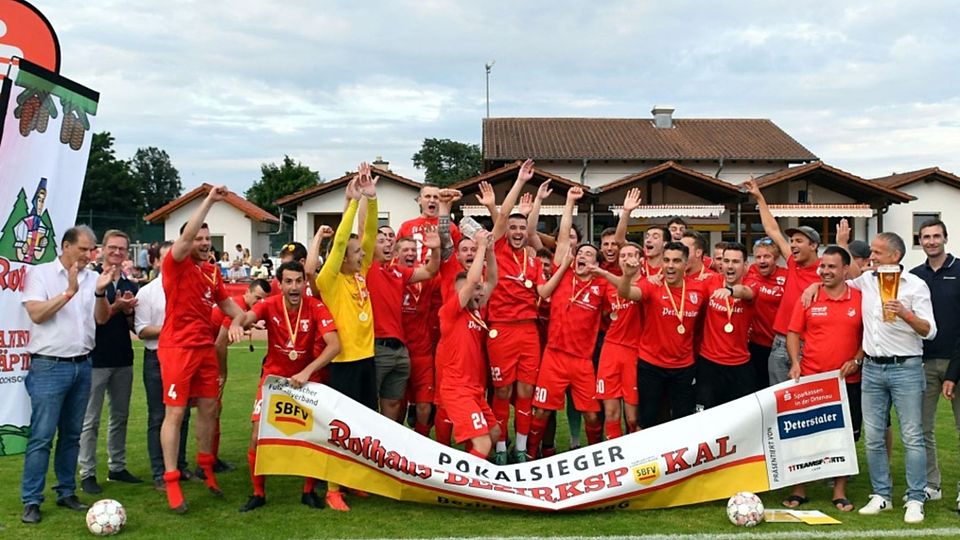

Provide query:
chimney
left=651, top=105, right=675, bottom=129
left=372, top=156, right=390, bottom=171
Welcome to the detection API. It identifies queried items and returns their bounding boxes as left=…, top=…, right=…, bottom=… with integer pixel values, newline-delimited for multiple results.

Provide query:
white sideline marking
left=340, top=530, right=960, bottom=540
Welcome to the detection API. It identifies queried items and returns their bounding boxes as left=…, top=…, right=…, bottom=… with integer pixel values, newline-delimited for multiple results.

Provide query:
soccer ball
left=85, top=499, right=126, bottom=536
left=726, top=491, right=764, bottom=527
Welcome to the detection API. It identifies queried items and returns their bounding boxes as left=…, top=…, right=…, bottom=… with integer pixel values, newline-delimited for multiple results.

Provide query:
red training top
left=772, top=255, right=821, bottom=336
left=488, top=237, right=544, bottom=322
left=367, top=260, right=414, bottom=341
left=436, top=294, right=487, bottom=391
left=160, top=251, right=229, bottom=348
left=252, top=294, right=337, bottom=377
left=788, top=286, right=863, bottom=383
left=546, top=267, right=609, bottom=357
left=635, top=277, right=708, bottom=368
left=746, top=264, right=787, bottom=347
left=698, top=279, right=758, bottom=366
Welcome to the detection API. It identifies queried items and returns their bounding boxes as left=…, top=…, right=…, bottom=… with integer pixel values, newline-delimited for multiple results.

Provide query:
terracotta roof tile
left=872, top=167, right=960, bottom=190
left=483, top=117, right=818, bottom=162
left=275, top=166, right=422, bottom=207
left=755, top=162, right=913, bottom=203
left=598, top=161, right=740, bottom=197
left=144, top=184, right=278, bottom=223
left=449, top=161, right=583, bottom=191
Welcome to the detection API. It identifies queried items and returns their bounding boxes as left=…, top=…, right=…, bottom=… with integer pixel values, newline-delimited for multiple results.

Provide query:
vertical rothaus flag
left=0, top=58, right=97, bottom=455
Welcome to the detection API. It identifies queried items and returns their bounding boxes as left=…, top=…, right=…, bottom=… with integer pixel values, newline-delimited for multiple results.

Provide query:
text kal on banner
left=0, top=58, right=98, bottom=455
left=256, top=371, right=858, bottom=511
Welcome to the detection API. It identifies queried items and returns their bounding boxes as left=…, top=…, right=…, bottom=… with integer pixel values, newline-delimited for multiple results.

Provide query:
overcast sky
left=38, top=0, right=960, bottom=194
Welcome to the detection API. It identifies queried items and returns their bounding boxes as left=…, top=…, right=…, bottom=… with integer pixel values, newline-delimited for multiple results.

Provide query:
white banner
left=256, top=371, right=858, bottom=511
left=0, top=59, right=97, bottom=455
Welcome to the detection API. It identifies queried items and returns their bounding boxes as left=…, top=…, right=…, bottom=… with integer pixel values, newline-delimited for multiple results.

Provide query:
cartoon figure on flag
left=0, top=177, right=56, bottom=265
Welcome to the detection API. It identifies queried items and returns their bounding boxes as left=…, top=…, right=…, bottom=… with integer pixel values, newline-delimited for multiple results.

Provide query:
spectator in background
left=243, top=248, right=252, bottom=266
left=228, top=260, right=247, bottom=282
left=219, top=252, right=231, bottom=276
left=261, top=253, right=274, bottom=277
left=234, top=243, right=244, bottom=262
left=250, top=259, right=269, bottom=279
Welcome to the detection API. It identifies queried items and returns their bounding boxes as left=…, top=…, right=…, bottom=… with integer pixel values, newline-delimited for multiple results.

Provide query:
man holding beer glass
left=846, top=232, right=937, bottom=523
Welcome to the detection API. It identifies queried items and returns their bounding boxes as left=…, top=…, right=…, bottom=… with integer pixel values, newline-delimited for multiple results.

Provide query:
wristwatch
left=854, top=358, right=863, bottom=366
left=95, top=290, right=107, bottom=298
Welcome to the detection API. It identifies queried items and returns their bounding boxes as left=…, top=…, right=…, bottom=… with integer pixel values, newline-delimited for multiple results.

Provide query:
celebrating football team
left=18, top=160, right=958, bottom=527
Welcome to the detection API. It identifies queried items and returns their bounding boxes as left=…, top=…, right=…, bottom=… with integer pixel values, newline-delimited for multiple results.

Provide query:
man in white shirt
left=19, top=226, right=113, bottom=524
left=850, top=232, right=937, bottom=523
left=134, top=241, right=193, bottom=491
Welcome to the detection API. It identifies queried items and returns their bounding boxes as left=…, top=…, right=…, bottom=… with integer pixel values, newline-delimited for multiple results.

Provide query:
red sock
left=163, top=470, right=185, bottom=509
left=604, top=419, right=623, bottom=440
left=303, top=477, right=316, bottom=494
left=247, top=449, right=265, bottom=497
left=414, top=422, right=432, bottom=437
left=434, top=408, right=453, bottom=447
left=515, top=395, right=532, bottom=437
left=197, top=452, right=220, bottom=491
left=585, top=420, right=603, bottom=445
left=469, top=447, right=488, bottom=459
left=626, top=421, right=639, bottom=433
left=491, top=393, right=510, bottom=442
left=527, top=415, right=549, bottom=459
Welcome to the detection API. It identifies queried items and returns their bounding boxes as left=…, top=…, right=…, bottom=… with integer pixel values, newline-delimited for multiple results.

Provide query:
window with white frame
left=912, top=212, right=940, bottom=247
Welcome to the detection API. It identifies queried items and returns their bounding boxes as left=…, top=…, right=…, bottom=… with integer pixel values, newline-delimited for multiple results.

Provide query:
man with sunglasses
left=746, top=236, right=787, bottom=391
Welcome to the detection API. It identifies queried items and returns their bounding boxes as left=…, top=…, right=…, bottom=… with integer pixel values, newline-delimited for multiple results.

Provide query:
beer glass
left=877, top=265, right=900, bottom=322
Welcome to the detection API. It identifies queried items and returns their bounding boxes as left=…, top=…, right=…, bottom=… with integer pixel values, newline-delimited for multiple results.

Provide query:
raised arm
left=744, top=178, right=790, bottom=259
left=357, top=163, right=379, bottom=271
left=459, top=230, right=490, bottom=308
left=537, top=251, right=572, bottom=299
left=480, top=230, right=498, bottom=307
left=614, top=188, right=642, bottom=246
left=834, top=219, right=863, bottom=278
left=616, top=255, right=643, bottom=301
left=306, top=225, right=334, bottom=296
left=526, top=180, right=552, bottom=251
left=475, top=181, right=499, bottom=225
left=492, top=159, right=535, bottom=241
left=554, top=186, right=584, bottom=266
left=438, top=189, right=462, bottom=262
left=318, top=178, right=361, bottom=287
left=411, top=228, right=441, bottom=283
left=172, top=186, right=228, bottom=262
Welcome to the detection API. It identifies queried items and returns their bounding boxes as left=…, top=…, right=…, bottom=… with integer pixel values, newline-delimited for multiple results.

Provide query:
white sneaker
left=859, top=494, right=892, bottom=515
left=902, top=486, right=942, bottom=502
left=956, top=492, right=960, bottom=513
left=904, top=500, right=925, bottom=524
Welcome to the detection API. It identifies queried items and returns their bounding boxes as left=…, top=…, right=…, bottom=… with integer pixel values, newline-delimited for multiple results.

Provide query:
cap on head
left=847, top=240, right=870, bottom=260
left=784, top=226, right=821, bottom=245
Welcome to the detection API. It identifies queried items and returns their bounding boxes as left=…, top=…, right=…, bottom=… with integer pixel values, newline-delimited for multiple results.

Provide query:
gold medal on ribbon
left=610, top=311, right=619, bottom=321
left=524, top=279, right=533, bottom=289
left=359, top=312, right=369, bottom=322
left=664, top=279, right=687, bottom=336
left=677, top=324, right=686, bottom=335
left=281, top=300, right=304, bottom=362
left=724, top=323, right=734, bottom=333
left=288, top=350, right=299, bottom=361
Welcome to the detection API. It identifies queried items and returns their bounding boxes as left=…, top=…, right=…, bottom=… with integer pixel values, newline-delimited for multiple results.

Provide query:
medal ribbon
left=281, top=300, right=304, bottom=350
left=569, top=274, right=594, bottom=304
left=664, top=279, right=686, bottom=328
left=467, top=309, right=490, bottom=332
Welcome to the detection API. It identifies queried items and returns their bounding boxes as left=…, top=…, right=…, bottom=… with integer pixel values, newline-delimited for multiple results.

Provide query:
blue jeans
left=861, top=356, right=927, bottom=502
left=20, top=356, right=92, bottom=505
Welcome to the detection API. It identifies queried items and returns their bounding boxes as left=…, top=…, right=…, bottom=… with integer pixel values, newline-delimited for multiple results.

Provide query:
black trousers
left=637, top=358, right=696, bottom=428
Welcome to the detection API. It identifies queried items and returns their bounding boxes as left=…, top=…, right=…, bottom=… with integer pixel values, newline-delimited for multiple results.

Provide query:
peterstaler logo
left=777, top=404, right=844, bottom=440
left=632, top=461, right=660, bottom=485
left=268, top=395, right=313, bottom=436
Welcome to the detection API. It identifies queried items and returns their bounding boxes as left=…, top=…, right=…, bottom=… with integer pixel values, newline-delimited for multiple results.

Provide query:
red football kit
left=634, top=277, right=708, bottom=369
left=436, top=294, right=495, bottom=443
left=596, top=279, right=641, bottom=404
left=438, top=257, right=466, bottom=302
left=698, top=279, right=758, bottom=366
left=746, top=265, right=787, bottom=347
left=487, top=238, right=545, bottom=387
left=402, top=277, right=438, bottom=403
left=533, top=268, right=608, bottom=412
left=772, top=255, right=821, bottom=336
left=211, top=293, right=249, bottom=332
left=398, top=216, right=462, bottom=263
left=159, top=252, right=229, bottom=406
left=788, top=286, right=863, bottom=383
left=367, top=261, right=414, bottom=340
left=250, top=295, right=337, bottom=420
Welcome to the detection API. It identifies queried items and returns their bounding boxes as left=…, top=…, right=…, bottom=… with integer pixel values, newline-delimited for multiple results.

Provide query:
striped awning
left=765, top=204, right=873, bottom=218
left=607, top=204, right=726, bottom=219
left=459, top=205, right=576, bottom=217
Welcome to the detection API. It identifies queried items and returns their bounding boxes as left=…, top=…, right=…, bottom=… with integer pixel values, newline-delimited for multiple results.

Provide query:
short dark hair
left=681, top=230, right=706, bottom=253
left=455, top=271, right=469, bottom=282
left=722, top=242, right=748, bottom=261
left=249, top=278, right=272, bottom=294
left=571, top=224, right=583, bottom=243
left=280, top=241, right=307, bottom=261
left=713, top=241, right=726, bottom=250
left=663, top=241, right=689, bottom=259
left=179, top=222, right=209, bottom=235
left=276, top=261, right=305, bottom=282
left=666, top=217, right=688, bottom=228
left=600, top=227, right=617, bottom=239
left=508, top=213, right=527, bottom=221
left=575, top=243, right=600, bottom=258
left=377, top=225, right=394, bottom=235
left=645, top=225, right=669, bottom=240
left=822, top=245, right=851, bottom=266
left=919, top=218, right=948, bottom=239
left=536, top=248, right=553, bottom=259
left=62, top=225, right=96, bottom=246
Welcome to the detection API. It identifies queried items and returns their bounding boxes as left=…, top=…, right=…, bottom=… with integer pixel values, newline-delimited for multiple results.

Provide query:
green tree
left=79, top=132, right=143, bottom=238
left=245, top=155, right=320, bottom=212
left=130, top=146, right=182, bottom=213
left=412, top=138, right=482, bottom=186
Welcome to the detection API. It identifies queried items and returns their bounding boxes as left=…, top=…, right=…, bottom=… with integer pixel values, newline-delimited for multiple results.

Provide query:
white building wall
left=292, top=181, right=422, bottom=245
left=163, top=199, right=254, bottom=255
left=882, top=181, right=960, bottom=270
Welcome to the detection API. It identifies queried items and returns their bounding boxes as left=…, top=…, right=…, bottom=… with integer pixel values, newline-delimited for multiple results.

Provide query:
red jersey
left=788, top=286, right=862, bottom=383
left=698, top=280, right=758, bottom=366
left=546, top=268, right=609, bottom=357
left=600, top=259, right=623, bottom=276
left=488, top=238, right=544, bottom=322
left=438, top=257, right=466, bottom=301
left=746, top=265, right=787, bottom=347
left=687, top=264, right=719, bottom=283
left=160, top=252, right=229, bottom=348
left=436, top=295, right=487, bottom=390
left=772, top=255, right=821, bottom=336
left=211, top=294, right=249, bottom=332
left=252, top=295, right=337, bottom=377
left=602, top=278, right=641, bottom=348
left=635, top=277, right=708, bottom=368
left=398, top=216, right=462, bottom=263
left=367, top=260, right=414, bottom=340
left=640, top=258, right=662, bottom=277
left=401, top=276, right=438, bottom=356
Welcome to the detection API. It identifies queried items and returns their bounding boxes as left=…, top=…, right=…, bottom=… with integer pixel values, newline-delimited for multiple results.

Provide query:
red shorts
left=533, top=348, right=600, bottom=412
left=159, top=346, right=220, bottom=407
left=596, top=341, right=639, bottom=405
left=486, top=321, right=541, bottom=387
left=406, top=349, right=435, bottom=403
left=438, top=386, right=495, bottom=443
